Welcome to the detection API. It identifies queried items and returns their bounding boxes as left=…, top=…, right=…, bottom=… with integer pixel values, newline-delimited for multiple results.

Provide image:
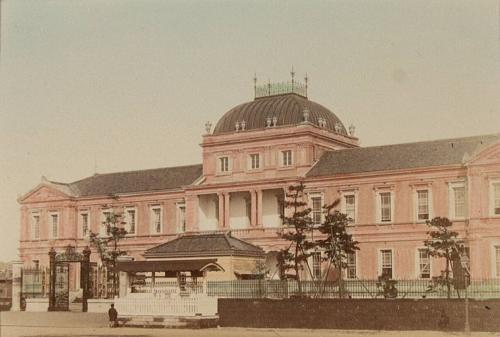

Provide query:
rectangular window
left=494, top=183, right=500, bottom=215
left=453, top=186, right=466, bottom=218
left=496, top=246, right=500, bottom=278
left=311, top=195, right=322, bottom=225
left=81, top=213, right=89, bottom=237
left=380, top=249, right=393, bottom=278
left=219, top=157, right=229, bottom=172
left=312, top=252, right=322, bottom=280
left=177, top=205, right=186, bottom=233
left=100, top=210, right=111, bottom=236
left=282, top=150, right=292, bottom=167
left=380, top=192, right=392, bottom=222
left=250, top=153, right=260, bottom=170
left=151, top=207, right=162, bottom=234
left=347, top=253, right=357, bottom=279
left=417, top=190, right=430, bottom=221
left=344, top=194, right=356, bottom=223
left=418, top=248, right=431, bottom=279
left=126, top=209, right=136, bottom=234
left=31, top=214, right=40, bottom=239
left=50, top=213, right=59, bottom=238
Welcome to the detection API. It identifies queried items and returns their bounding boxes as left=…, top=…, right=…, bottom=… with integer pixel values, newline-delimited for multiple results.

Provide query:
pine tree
left=424, top=216, right=465, bottom=299
left=317, top=201, right=359, bottom=298
left=88, top=210, right=128, bottom=298
left=278, top=183, right=314, bottom=295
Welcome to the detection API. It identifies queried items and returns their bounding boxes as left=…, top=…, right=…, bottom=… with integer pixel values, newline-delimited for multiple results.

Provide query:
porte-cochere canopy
left=116, top=259, right=224, bottom=273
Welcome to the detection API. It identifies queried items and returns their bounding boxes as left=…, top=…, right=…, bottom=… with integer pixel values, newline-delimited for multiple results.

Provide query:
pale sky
left=0, top=0, right=499, bottom=261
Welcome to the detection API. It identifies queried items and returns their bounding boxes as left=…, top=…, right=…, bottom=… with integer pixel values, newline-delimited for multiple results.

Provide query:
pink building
left=18, top=81, right=500, bottom=291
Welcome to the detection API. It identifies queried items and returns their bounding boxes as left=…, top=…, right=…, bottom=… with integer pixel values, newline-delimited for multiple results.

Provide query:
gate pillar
left=81, top=246, right=91, bottom=312
left=10, top=261, right=24, bottom=311
left=48, top=247, right=56, bottom=311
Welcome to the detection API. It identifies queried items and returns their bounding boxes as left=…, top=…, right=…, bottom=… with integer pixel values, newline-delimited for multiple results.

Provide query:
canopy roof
left=144, top=232, right=265, bottom=259
left=115, top=259, right=223, bottom=273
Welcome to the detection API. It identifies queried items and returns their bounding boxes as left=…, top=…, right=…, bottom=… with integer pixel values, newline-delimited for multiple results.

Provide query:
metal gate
left=54, top=263, right=69, bottom=311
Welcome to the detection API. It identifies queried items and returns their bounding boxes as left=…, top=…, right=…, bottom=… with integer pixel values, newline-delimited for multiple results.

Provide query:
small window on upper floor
left=249, top=153, right=260, bottom=170
left=31, top=213, right=40, bottom=240
left=49, top=212, right=59, bottom=239
left=310, top=194, right=323, bottom=225
left=150, top=206, right=162, bottom=234
left=379, top=192, right=392, bottom=223
left=79, top=212, right=89, bottom=238
left=177, top=203, right=186, bottom=234
left=341, top=193, right=356, bottom=223
left=416, top=189, right=430, bottom=222
left=281, top=150, right=292, bottom=167
left=491, top=180, right=500, bottom=216
left=449, top=182, right=466, bottom=220
left=125, top=207, right=137, bottom=235
left=219, top=156, right=230, bottom=173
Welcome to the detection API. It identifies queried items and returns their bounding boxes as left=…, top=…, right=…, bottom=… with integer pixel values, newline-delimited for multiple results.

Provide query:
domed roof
left=213, top=93, right=347, bottom=135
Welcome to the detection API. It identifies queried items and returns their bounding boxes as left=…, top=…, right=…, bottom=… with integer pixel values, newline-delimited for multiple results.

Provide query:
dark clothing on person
left=108, top=307, right=118, bottom=327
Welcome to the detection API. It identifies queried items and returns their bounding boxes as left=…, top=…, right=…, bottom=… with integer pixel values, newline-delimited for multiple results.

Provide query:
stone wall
left=218, top=298, right=500, bottom=331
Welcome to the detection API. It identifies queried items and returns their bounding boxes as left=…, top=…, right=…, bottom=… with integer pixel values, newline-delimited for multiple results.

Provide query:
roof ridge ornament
left=254, top=71, right=308, bottom=99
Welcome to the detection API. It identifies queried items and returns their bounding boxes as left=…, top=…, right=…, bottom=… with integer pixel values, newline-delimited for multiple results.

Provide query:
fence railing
left=205, top=279, right=500, bottom=299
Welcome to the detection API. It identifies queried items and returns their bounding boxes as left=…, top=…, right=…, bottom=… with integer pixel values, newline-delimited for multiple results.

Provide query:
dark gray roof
left=144, top=233, right=265, bottom=258
left=307, top=134, right=500, bottom=177
left=68, top=164, right=202, bottom=197
left=213, top=93, right=347, bottom=135
left=115, top=259, right=221, bottom=272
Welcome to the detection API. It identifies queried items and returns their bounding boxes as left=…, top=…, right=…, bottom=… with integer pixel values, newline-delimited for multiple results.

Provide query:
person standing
left=108, top=303, right=118, bottom=327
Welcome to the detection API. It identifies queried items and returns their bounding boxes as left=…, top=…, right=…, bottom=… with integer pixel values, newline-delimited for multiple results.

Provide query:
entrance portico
left=194, top=188, right=284, bottom=232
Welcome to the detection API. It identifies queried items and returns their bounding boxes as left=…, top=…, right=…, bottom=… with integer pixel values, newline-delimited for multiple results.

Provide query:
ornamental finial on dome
left=349, top=124, right=356, bottom=136
left=303, top=108, right=310, bottom=122
left=205, top=121, right=212, bottom=134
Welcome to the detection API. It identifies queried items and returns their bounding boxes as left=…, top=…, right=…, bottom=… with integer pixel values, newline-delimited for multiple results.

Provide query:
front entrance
left=53, top=263, right=69, bottom=311
left=48, top=245, right=91, bottom=312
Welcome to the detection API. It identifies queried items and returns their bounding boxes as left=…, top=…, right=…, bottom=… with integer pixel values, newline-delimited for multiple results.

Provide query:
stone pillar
left=217, top=192, right=225, bottom=228
left=185, top=194, right=199, bottom=232
left=81, top=246, right=91, bottom=312
left=257, top=189, right=263, bottom=226
left=48, top=248, right=57, bottom=311
left=224, top=192, right=231, bottom=229
left=117, top=255, right=133, bottom=298
left=10, top=261, right=23, bottom=311
left=250, top=190, right=257, bottom=227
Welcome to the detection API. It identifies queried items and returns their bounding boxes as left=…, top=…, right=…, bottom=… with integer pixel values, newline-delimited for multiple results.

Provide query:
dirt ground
left=1, top=312, right=499, bottom=337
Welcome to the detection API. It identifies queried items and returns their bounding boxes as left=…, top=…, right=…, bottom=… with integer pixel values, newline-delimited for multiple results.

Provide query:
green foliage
left=278, top=183, right=314, bottom=291
left=252, top=260, right=269, bottom=279
left=316, top=201, right=359, bottom=297
left=317, top=201, right=359, bottom=271
left=88, top=211, right=127, bottom=266
left=376, top=274, right=398, bottom=298
left=88, top=210, right=128, bottom=298
left=424, top=216, right=465, bottom=298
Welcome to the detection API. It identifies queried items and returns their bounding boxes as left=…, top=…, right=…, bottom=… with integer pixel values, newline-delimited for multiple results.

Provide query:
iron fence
left=205, top=279, right=500, bottom=299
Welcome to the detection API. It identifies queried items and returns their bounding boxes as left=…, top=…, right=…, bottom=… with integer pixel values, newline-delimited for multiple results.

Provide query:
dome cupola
left=213, top=76, right=347, bottom=135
